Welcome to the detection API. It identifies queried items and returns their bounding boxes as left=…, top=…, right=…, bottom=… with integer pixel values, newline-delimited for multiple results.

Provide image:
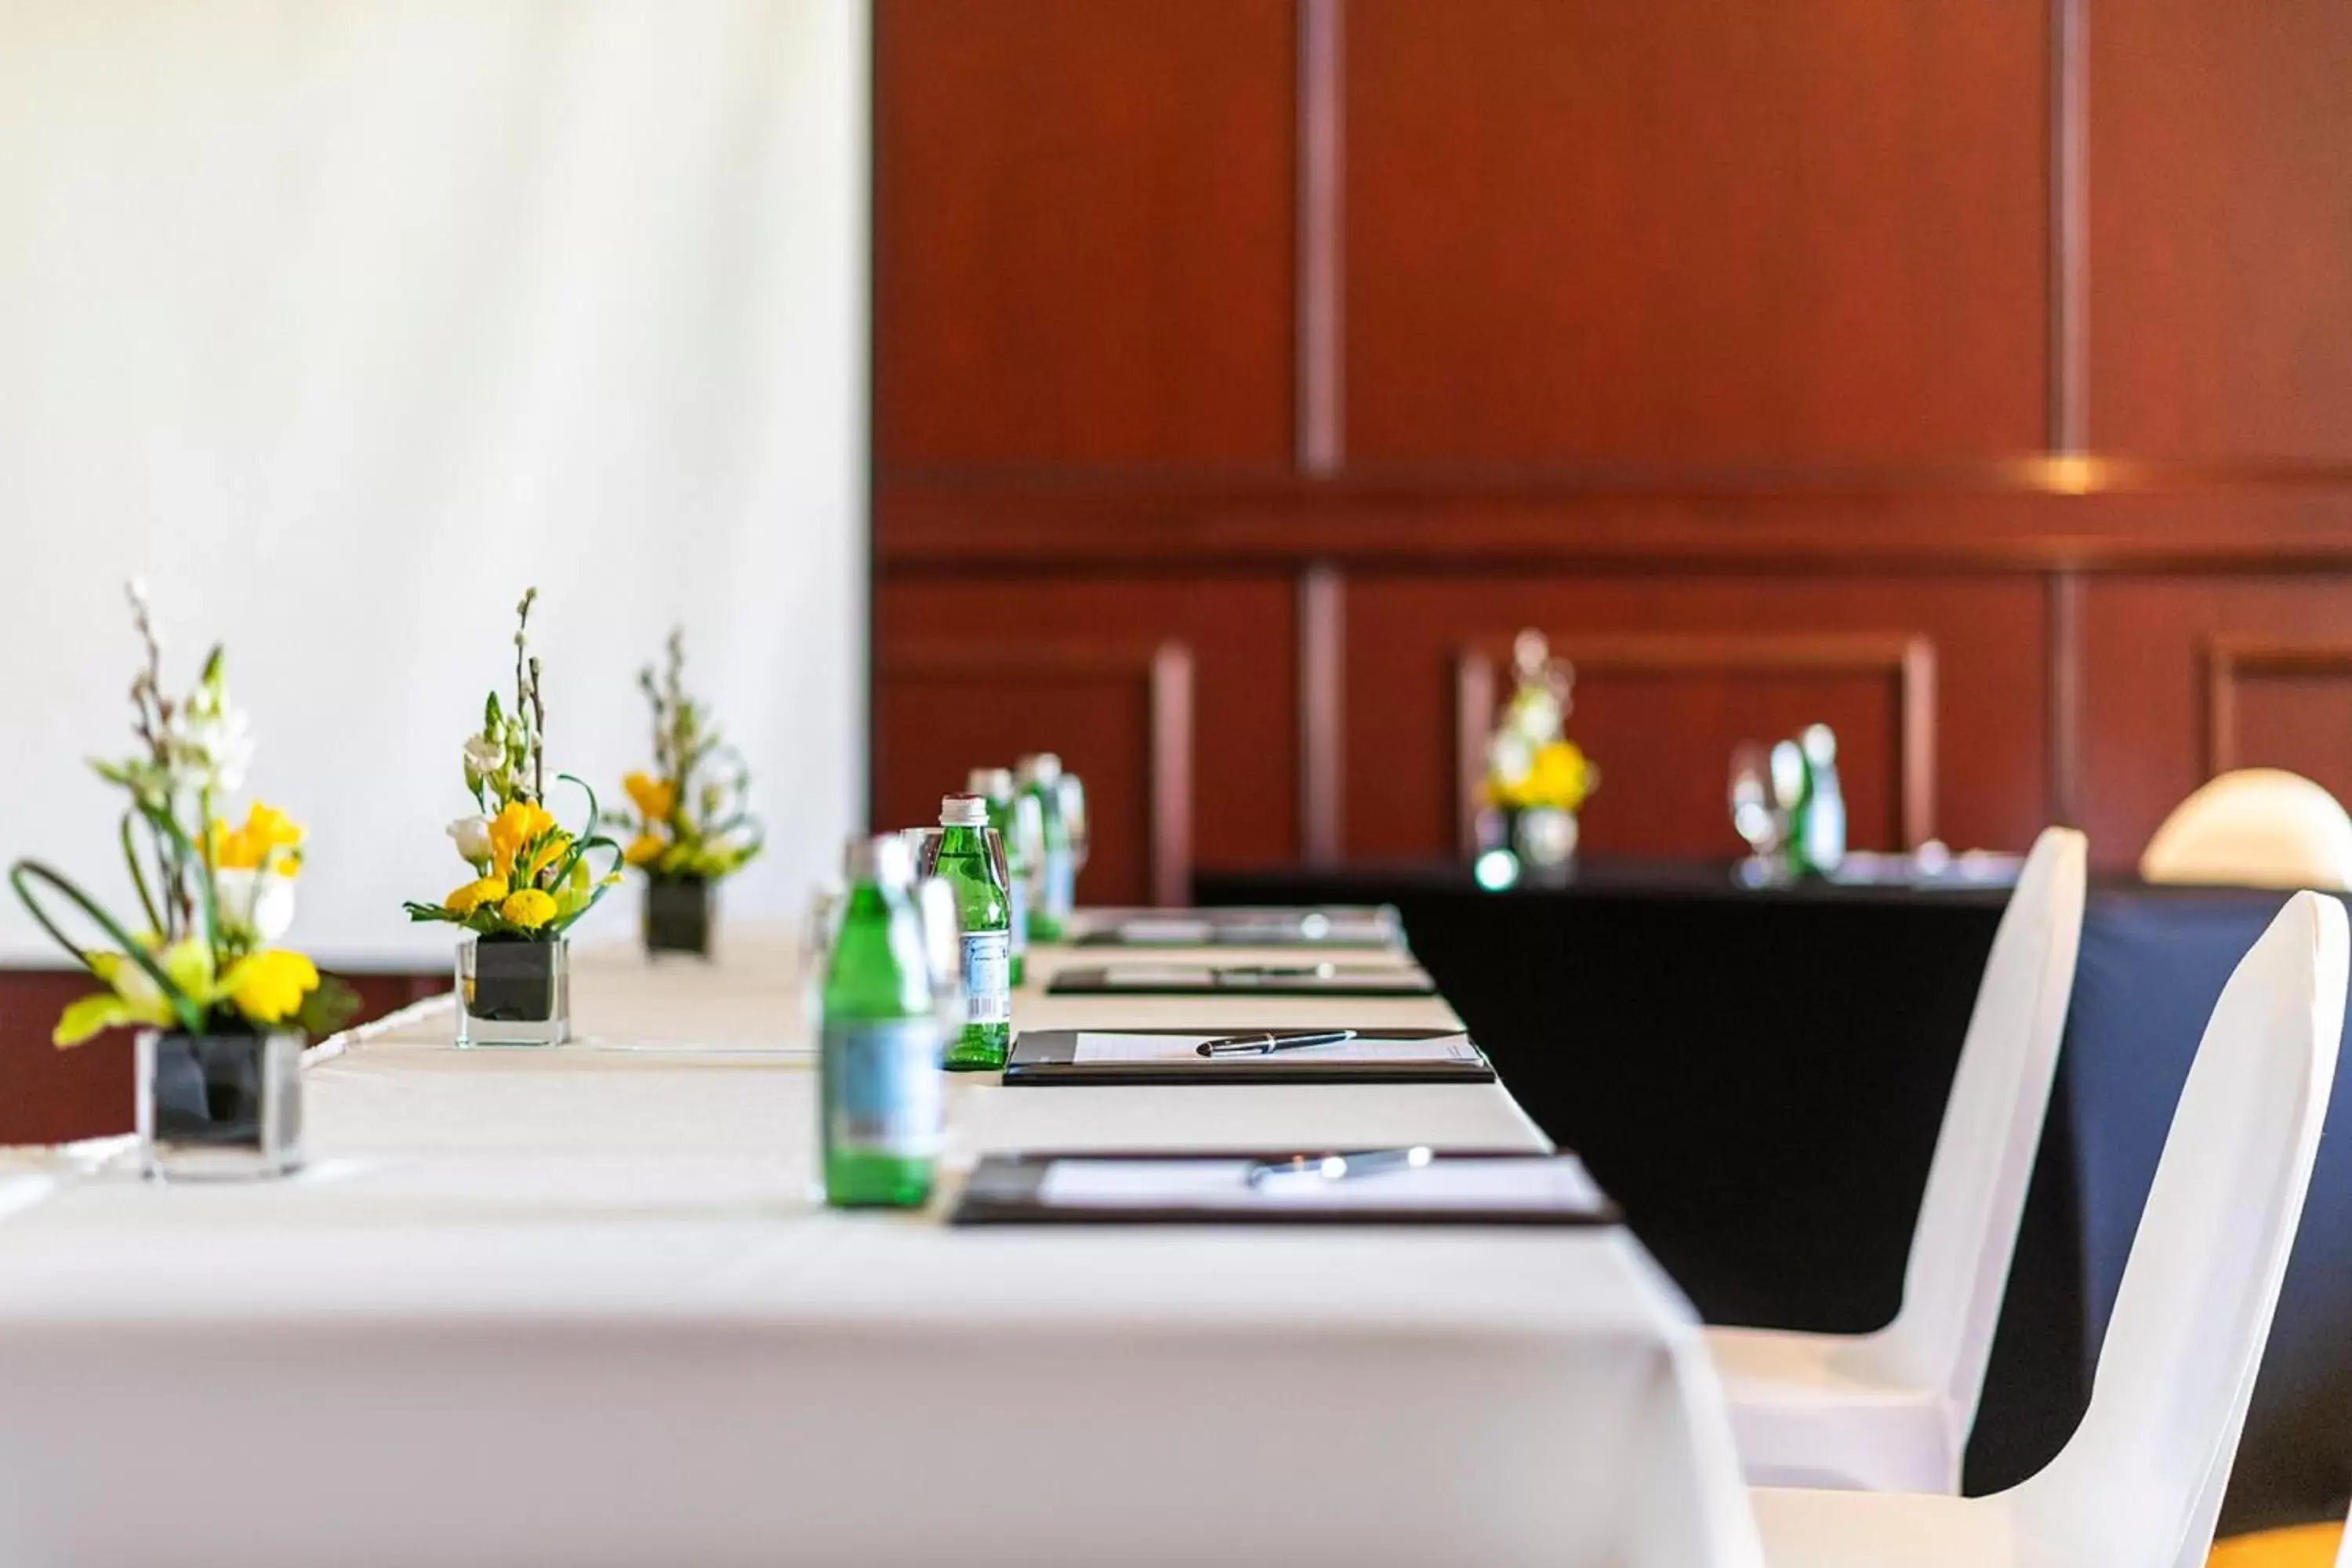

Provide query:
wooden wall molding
left=1296, top=563, right=1345, bottom=866
left=2202, top=637, right=2352, bottom=776
left=2049, top=0, right=2089, bottom=452
left=1296, top=0, right=1345, bottom=474
left=878, top=467, right=2352, bottom=572
left=1453, top=633, right=1938, bottom=855
left=878, top=640, right=1195, bottom=906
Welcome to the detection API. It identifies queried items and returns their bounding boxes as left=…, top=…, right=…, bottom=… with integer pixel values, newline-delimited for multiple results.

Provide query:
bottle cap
left=967, top=766, right=1014, bottom=801
left=844, top=833, right=914, bottom=887
left=1017, top=752, right=1064, bottom=784
left=939, top=793, right=990, bottom=828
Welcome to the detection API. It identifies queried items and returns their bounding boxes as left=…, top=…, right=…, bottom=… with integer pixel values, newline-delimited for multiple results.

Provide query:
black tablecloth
left=1195, top=862, right=2352, bottom=1532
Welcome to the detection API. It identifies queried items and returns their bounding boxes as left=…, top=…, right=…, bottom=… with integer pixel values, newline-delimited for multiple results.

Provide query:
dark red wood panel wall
left=873, top=0, right=2352, bottom=891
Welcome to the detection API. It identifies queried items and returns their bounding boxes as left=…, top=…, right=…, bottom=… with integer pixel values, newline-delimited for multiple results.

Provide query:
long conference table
left=0, top=921, right=1761, bottom=1568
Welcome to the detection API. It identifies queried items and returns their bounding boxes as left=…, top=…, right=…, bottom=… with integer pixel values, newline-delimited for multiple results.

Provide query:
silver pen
left=1246, top=1146, right=1435, bottom=1185
left=1213, top=964, right=1340, bottom=985
left=1194, top=1028, right=1359, bottom=1058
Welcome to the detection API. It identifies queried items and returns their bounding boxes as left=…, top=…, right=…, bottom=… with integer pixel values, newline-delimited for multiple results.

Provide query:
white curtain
left=0, top=0, right=868, bottom=963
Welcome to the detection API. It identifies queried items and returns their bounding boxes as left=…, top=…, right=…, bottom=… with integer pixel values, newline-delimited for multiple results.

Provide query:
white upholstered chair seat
left=1749, top=1486, right=2029, bottom=1568
left=1707, top=1326, right=1956, bottom=1492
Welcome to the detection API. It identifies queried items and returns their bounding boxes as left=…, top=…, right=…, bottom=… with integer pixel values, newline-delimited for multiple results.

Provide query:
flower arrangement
left=401, top=588, right=621, bottom=939
left=8, top=583, right=354, bottom=1046
left=608, top=628, right=762, bottom=884
left=1483, top=630, right=1599, bottom=815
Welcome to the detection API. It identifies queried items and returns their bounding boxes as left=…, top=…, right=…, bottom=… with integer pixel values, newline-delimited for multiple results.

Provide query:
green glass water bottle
left=820, top=833, right=943, bottom=1208
left=935, top=793, right=1013, bottom=1070
left=1018, top=753, right=1075, bottom=943
left=967, top=767, right=1030, bottom=988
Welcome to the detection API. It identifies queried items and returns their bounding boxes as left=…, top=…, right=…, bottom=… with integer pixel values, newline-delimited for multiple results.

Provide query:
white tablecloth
left=0, top=929, right=1760, bottom=1568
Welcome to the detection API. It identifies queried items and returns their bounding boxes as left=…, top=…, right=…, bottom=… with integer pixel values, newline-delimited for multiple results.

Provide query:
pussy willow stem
left=118, top=811, right=163, bottom=935
left=9, top=861, right=203, bottom=1034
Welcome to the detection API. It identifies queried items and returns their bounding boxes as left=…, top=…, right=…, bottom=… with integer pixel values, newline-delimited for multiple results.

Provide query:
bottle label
left=962, top=929, right=1011, bottom=1025
left=823, top=1020, right=942, bottom=1160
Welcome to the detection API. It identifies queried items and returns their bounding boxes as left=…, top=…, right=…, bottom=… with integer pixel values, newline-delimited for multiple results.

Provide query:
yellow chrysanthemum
left=499, top=888, right=558, bottom=930
left=487, top=800, right=557, bottom=880
left=227, top=949, right=320, bottom=1026
left=445, top=876, right=507, bottom=916
left=623, top=772, right=677, bottom=823
left=623, top=833, right=666, bottom=867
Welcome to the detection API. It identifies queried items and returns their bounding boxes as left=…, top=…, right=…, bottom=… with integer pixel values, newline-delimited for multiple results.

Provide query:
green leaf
left=53, top=993, right=136, bottom=1047
left=11, top=860, right=201, bottom=1033
left=160, top=938, right=221, bottom=1007
left=298, top=978, right=361, bottom=1038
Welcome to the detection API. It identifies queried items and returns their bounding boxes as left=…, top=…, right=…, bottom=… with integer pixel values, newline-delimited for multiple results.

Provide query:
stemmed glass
left=1730, top=743, right=1779, bottom=851
left=1729, top=742, right=1784, bottom=885
left=1058, top=774, right=1090, bottom=876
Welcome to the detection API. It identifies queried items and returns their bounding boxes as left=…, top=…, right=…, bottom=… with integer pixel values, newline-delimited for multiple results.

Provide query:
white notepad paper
left=1069, top=1032, right=1479, bottom=1065
left=1110, top=917, right=1216, bottom=945
left=1034, top=1156, right=1607, bottom=1214
left=1099, top=964, right=1220, bottom=987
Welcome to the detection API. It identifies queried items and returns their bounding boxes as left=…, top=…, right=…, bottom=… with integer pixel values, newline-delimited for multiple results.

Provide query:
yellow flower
left=226, top=949, right=320, bottom=1026
left=1526, top=742, right=1594, bottom=812
left=445, top=876, right=508, bottom=916
left=487, top=800, right=557, bottom=880
left=499, top=888, right=558, bottom=930
left=209, top=800, right=305, bottom=871
left=624, top=772, right=677, bottom=822
left=524, top=832, right=572, bottom=885
left=623, top=832, right=666, bottom=867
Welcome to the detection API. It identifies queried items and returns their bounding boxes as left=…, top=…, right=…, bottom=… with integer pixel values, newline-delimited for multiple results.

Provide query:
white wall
left=0, top=0, right=868, bottom=964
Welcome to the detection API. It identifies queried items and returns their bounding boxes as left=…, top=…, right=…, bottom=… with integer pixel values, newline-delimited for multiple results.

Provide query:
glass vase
left=456, top=932, right=570, bottom=1047
left=643, top=877, right=714, bottom=959
left=136, top=1028, right=306, bottom=1181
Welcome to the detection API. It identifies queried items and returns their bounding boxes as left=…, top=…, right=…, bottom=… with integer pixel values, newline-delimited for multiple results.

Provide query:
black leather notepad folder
left=949, top=1150, right=1621, bottom=1226
left=1045, top=963, right=1439, bottom=999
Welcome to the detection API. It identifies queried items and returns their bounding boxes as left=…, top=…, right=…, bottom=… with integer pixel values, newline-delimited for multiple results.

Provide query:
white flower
left=462, top=733, right=505, bottom=776
left=165, top=701, right=253, bottom=794
left=212, top=867, right=296, bottom=943
left=446, top=813, right=495, bottom=863
left=1508, top=688, right=1563, bottom=746
left=1487, top=732, right=1534, bottom=788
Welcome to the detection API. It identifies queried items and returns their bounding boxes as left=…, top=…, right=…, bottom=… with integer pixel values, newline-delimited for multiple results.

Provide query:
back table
left=0, top=928, right=1759, bottom=1568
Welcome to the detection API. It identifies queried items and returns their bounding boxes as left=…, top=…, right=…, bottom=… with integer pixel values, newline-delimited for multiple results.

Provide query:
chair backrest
left=2014, top=891, right=2347, bottom=1568
left=1883, top=827, right=2087, bottom=1443
left=2141, top=770, right=2352, bottom=891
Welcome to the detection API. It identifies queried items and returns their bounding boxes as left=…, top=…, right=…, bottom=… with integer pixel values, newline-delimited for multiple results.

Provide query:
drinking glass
left=1729, top=742, right=1780, bottom=859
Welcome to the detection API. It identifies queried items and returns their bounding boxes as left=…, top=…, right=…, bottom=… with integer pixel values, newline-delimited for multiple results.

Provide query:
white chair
left=1708, top=826, right=2088, bottom=1493
left=1751, top=890, right=2348, bottom=1568
left=2141, top=769, right=2352, bottom=891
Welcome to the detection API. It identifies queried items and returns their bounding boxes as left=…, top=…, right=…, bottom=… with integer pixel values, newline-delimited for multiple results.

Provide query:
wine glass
left=1729, top=742, right=1781, bottom=865
left=913, top=874, right=968, bottom=1043
left=1058, top=773, right=1091, bottom=876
